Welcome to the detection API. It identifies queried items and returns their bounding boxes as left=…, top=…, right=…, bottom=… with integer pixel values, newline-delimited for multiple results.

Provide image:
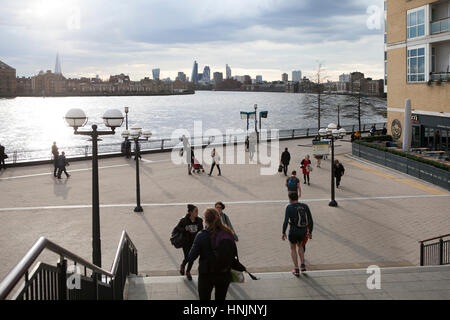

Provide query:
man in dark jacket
left=51, top=142, right=59, bottom=177
left=57, top=151, right=70, bottom=179
left=280, top=148, right=291, bottom=176
left=333, top=160, right=345, bottom=188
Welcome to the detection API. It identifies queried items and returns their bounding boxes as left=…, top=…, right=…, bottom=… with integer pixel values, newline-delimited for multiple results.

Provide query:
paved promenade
left=0, top=137, right=449, bottom=283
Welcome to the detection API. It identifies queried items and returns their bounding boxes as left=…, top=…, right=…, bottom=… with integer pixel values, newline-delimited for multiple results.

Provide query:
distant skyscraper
left=292, top=70, right=302, bottom=82
left=339, top=73, right=350, bottom=82
left=226, top=64, right=231, bottom=79
left=256, top=75, right=263, bottom=83
left=202, top=66, right=211, bottom=82
left=176, top=72, right=187, bottom=82
left=213, top=72, right=223, bottom=84
left=54, top=53, right=62, bottom=75
left=191, top=61, right=198, bottom=83
left=282, top=73, right=288, bottom=82
left=152, top=68, right=160, bottom=80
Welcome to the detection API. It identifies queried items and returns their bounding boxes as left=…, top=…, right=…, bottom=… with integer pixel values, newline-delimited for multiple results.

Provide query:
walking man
left=208, top=148, right=221, bottom=176
left=0, top=143, right=7, bottom=170
left=282, top=192, right=313, bottom=276
left=51, top=142, right=59, bottom=177
left=57, top=151, right=70, bottom=179
left=334, top=160, right=345, bottom=188
left=280, top=148, right=291, bottom=176
left=125, top=139, right=132, bottom=159
left=286, top=170, right=301, bottom=198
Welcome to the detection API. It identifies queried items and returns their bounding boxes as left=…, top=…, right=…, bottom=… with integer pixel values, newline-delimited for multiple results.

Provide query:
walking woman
left=215, top=201, right=238, bottom=241
left=176, top=204, right=203, bottom=281
left=300, top=155, right=312, bottom=185
left=187, top=208, right=237, bottom=300
left=208, top=148, right=221, bottom=176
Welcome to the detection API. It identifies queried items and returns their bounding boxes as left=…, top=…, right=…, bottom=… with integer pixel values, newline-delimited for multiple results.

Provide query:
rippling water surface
left=0, top=91, right=386, bottom=157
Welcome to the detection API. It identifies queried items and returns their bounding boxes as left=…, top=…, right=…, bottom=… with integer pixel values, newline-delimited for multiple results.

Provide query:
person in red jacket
left=300, top=155, right=312, bottom=185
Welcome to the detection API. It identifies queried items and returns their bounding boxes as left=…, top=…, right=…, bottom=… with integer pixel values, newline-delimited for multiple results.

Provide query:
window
left=407, top=47, right=426, bottom=82
left=407, top=8, right=425, bottom=39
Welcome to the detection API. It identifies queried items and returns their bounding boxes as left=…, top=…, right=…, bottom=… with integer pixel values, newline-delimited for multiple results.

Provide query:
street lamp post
left=64, top=108, right=124, bottom=267
left=254, top=104, right=258, bottom=142
left=319, top=124, right=346, bottom=207
left=122, top=125, right=152, bottom=213
left=124, top=107, right=129, bottom=131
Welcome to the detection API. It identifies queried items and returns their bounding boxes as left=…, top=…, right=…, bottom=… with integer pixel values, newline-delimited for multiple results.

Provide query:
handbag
left=278, top=164, right=283, bottom=173
left=230, top=270, right=245, bottom=283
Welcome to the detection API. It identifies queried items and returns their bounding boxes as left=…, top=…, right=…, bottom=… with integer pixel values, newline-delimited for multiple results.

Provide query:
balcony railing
left=430, top=72, right=450, bottom=82
left=431, top=17, right=450, bottom=34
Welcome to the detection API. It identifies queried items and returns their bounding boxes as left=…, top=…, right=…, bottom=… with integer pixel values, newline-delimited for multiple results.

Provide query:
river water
left=0, top=91, right=386, bottom=160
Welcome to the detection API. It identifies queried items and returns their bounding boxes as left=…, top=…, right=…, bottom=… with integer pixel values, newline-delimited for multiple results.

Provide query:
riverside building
left=0, top=61, right=16, bottom=97
left=386, top=0, right=450, bottom=152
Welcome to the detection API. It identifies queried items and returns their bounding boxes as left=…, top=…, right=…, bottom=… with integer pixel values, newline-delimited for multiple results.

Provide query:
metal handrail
left=4, top=122, right=387, bottom=164
left=0, top=230, right=135, bottom=300
left=419, top=234, right=450, bottom=243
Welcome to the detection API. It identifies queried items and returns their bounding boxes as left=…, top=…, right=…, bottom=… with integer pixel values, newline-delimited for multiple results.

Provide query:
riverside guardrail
left=420, top=234, right=450, bottom=266
left=4, top=122, right=386, bottom=166
left=352, top=142, right=449, bottom=190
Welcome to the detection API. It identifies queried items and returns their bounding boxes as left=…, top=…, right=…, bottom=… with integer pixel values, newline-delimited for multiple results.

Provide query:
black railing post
left=57, top=258, right=67, bottom=300
left=306, top=128, right=309, bottom=137
left=420, top=242, right=424, bottom=266
left=440, top=238, right=444, bottom=265
left=161, top=139, right=165, bottom=150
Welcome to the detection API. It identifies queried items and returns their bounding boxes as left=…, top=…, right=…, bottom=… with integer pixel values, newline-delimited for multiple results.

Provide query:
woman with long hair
left=187, top=208, right=237, bottom=300
left=176, top=204, right=203, bottom=281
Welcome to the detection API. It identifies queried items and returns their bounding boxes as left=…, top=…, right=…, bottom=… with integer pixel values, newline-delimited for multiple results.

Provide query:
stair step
left=126, top=265, right=450, bottom=300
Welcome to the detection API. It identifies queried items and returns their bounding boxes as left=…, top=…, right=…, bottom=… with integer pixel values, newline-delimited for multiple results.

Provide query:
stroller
left=192, top=158, right=205, bottom=173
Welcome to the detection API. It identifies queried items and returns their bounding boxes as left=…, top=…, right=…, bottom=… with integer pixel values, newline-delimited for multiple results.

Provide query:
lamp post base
left=134, top=206, right=144, bottom=213
left=328, top=200, right=338, bottom=207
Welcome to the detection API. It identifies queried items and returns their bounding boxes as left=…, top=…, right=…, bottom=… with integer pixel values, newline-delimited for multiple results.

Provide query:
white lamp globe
left=130, top=130, right=141, bottom=139
left=327, top=123, right=337, bottom=134
left=64, top=108, right=88, bottom=128
left=102, top=109, right=124, bottom=128
left=130, top=124, right=142, bottom=135
left=121, top=130, right=130, bottom=139
left=339, top=128, right=346, bottom=137
left=142, top=130, right=152, bottom=139
left=319, top=128, right=328, bottom=136
left=332, top=129, right=340, bottom=137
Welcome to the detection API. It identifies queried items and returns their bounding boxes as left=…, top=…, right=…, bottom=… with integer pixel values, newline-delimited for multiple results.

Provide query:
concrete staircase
left=125, top=265, right=450, bottom=300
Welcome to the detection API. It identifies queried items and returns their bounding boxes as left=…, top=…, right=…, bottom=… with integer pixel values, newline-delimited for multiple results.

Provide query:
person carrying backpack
left=285, top=170, right=301, bottom=198
left=56, top=151, right=70, bottom=179
left=174, top=204, right=203, bottom=281
left=282, top=192, right=314, bottom=276
left=187, top=208, right=238, bottom=300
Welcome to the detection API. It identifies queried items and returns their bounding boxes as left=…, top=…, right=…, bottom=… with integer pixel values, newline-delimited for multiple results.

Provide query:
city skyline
left=1, top=0, right=385, bottom=81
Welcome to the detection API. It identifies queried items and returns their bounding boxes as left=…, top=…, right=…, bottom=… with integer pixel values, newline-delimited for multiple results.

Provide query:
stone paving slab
left=126, top=265, right=450, bottom=300
left=0, top=136, right=449, bottom=288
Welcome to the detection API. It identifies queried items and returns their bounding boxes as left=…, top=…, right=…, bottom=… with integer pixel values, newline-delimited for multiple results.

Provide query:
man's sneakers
left=179, top=264, right=185, bottom=276
left=186, top=271, right=192, bottom=281
left=301, top=264, right=306, bottom=273
left=292, top=268, right=300, bottom=277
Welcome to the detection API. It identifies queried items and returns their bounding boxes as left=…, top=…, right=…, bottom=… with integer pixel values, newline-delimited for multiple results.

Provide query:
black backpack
left=290, top=204, right=309, bottom=229
left=170, top=226, right=184, bottom=248
left=209, top=238, right=236, bottom=273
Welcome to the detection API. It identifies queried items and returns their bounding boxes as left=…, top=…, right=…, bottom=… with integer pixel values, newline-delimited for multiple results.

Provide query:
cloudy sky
left=0, top=0, right=385, bottom=82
